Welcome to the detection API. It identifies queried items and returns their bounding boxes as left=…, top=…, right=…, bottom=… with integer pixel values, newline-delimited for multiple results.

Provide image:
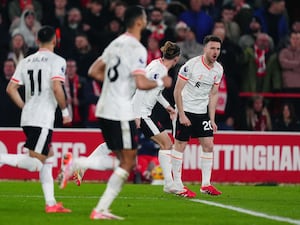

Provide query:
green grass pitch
left=0, top=181, right=299, bottom=225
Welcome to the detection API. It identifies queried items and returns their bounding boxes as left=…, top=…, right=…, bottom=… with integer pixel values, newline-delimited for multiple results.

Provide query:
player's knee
left=202, top=143, right=214, bottom=152
left=160, top=141, right=173, bottom=150
left=23, top=157, right=43, bottom=172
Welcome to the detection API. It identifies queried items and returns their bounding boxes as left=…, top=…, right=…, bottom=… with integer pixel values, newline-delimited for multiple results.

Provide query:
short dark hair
left=37, top=26, right=56, bottom=43
left=203, top=35, right=222, bottom=45
left=124, top=5, right=145, bottom=29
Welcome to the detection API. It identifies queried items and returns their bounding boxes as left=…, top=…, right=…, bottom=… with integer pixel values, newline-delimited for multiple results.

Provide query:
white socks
left=200, top=152, right=213, bottom=187
left=40, top=156, right=56, bottom=206
left=0, top=154, right=43, bottom=172
left=95, top=167, right=129, bottom=212
left=158, top=150, right=173, bottom=187
left=73, top=143, right=119, bottom=171
left=171, top=149, right=184, bottom=190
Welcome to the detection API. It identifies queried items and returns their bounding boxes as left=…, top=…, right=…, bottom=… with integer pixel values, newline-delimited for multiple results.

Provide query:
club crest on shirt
left=183, top=66, right=189, bottom=73
left=139, top=58, right=145, bottom=64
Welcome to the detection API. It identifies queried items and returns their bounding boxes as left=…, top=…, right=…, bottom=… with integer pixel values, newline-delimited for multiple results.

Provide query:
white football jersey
left=95, top=32, right=147, bottom=120
left=178, top=55, right=223, bottom=114
left=133, top=58, right=170, bottom=117
left=11, top=49, right=66, bottom=129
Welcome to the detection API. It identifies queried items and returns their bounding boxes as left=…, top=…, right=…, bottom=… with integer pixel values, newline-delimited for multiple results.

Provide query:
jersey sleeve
left=11, top=59, right=24, bottom=85
left=178, top=61, right=192, bottom=81
left=214, top=64, right=224, bottom=85
left=51, top=57, right=66, bottom=82
left=100, top=46, right=109, bottom=64
left=130, top=47, right=147, bottom=76
left=157, top=91, right=170, bottom=108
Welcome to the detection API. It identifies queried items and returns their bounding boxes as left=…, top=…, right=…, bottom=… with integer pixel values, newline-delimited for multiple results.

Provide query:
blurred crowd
left=0, top=0, right=300, bottom=131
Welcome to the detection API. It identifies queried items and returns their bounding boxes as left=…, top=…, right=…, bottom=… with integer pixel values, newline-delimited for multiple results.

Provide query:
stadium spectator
left=220, top=3, right=241, bottom=43
left=42, top=0, right=69, bottom=30
left=64, top=59, right=86, bottom=128
left=277, top=20, right=300, bottom=51
left=143, top=7, right=176, bottom=46
left=0, top=59, right=23, bottom=127
left=111, top=0, right=127, bottom=22
left=254, top=0, right=289, bottom=48
left=7, top=0, right=43, bottom=24
left=173, top=35, right=223, bottom=197
left=9, top=9, right=41, bottom=51
left=0, top=7, right=11, bottom=71
left=166, top=0, right=187, bottom=18
left=177, top=28, right=204, bottom=65
left=242, top=95, right=272, bottom=131
left=59, top=7, right=85, bottom=57
left=201, top=0, right=222, bottom=21
left=146, top=33, right=162, bottom=64
left=232, top=0, right=253, bottom=35
left=7, top=33, right=28, bottom=66
left=67, top=33, right=98, bottom=79
left=175, top=21, right=190, bottom=42
left=1, top=26, right=71, bottom=213
left=241, top=32, right=282, bottom=93
left=138, top=0, right=154, bottom=16
left=179, top=0, right=214, bottom=43
left=238, top=16, right=263, bottom=50
left=278, top=31, right=300, bottom=115
left=272, top=102, right=300, bottom=131
left=98, top=17, right=124, bottom=54
left=278, top=31, right=300, bottom=91
left=81, top=0, right=110, bottom=52
left=154, top=0, right=177, bottom=29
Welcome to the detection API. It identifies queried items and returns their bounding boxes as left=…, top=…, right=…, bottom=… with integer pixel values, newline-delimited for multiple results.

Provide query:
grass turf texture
left=0, top=181, right=299, bottom=225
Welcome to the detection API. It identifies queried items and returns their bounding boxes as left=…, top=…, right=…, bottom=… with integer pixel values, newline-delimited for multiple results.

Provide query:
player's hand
left=211, top=120, right=218, bottom=132
left=166, top=106, right=176, bottom=121
left=179, top=113, right=191, bottom=126
left=62, top=115, right=72, bottom=125
left=162, top=76, right=172, bottom=88
left=135, top=118, right=141, bottom=128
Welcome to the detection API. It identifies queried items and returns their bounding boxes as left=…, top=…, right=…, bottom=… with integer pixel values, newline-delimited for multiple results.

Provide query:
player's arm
left=157, top=92, right=176, bottom=120
left=134, top=73, right=172, bottom=90
left=208, top=84, right=219, bottom=132
left=88, top=57, right=106, bottom=81
left=6, top=81, right=25, bottom=109
left=174, top=76, right=190, bottom=126
left=52, top=80, right=71, bottom=125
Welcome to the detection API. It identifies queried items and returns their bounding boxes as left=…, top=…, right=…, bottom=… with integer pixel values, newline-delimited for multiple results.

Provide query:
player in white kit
left=2, top=26, right=72, bottom=212
left=173, top=35, right=223, bottom=196
left=133, top=41, right=193, bottom=196
left=56, top=43, right=179, bottom=191
left=60, top=6, right=171, bottom=220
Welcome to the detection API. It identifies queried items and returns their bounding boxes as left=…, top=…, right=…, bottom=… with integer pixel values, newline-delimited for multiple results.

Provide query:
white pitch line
left=191, top=199, right=300, bottom=225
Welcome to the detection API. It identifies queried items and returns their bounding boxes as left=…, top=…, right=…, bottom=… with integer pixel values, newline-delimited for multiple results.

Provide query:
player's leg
left=59, top=142, right=120, bottom=188
left=172, top=139, right=187, bottom=190
left=0, top=126, right=48, bottom=171
left=151, top=131, right=174, bottom=192
left=42, top=152, right=71, bottom=213
left=73, top=142, right=119, bottom=171
left=73, top=148, right=119, bottom=186
left=140, top=117, right=174, bottom=191
left=171, top=114, right=196, bottom=198
left=199, top=136, right=221, bottom=195
left=90, top=119, right=137, bottom=220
